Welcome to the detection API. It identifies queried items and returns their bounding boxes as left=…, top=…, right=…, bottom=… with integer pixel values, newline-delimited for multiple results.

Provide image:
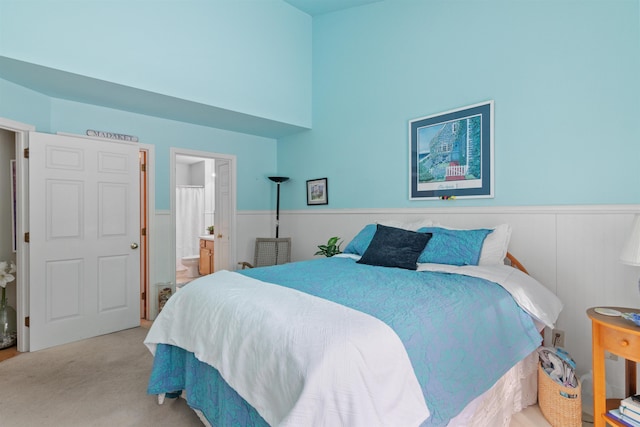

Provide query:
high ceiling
left=283, top=0, right=381, bottom=16
left=0, top=1, right=384, bottom=138
left=0, top=55, right=307, bottom=139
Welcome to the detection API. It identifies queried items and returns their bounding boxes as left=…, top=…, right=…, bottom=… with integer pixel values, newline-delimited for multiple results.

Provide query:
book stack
left=608, top=396, right=640, bottom=426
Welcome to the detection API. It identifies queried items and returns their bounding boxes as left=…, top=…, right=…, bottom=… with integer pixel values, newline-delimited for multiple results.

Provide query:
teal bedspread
left=148, top=257, right=541, bottom=426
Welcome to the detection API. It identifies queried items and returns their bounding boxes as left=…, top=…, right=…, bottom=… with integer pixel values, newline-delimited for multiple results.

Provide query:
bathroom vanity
left=199, top=236, right=215, bottom=275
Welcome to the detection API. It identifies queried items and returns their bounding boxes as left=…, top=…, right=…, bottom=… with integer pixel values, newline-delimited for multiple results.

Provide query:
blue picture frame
left=409, top=101, right=494, bottom=200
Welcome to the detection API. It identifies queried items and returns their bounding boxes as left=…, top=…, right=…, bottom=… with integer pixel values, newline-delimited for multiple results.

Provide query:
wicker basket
left=538, top=363, right=582, bottom=427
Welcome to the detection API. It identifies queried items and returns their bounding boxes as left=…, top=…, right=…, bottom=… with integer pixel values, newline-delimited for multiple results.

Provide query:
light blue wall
left=0, top=77, right=277, bottom=210
left=49, top=98, right=278, bottom=210
left=0, top=79, right=51, bottom=130
left=279, top=0, right=640, bottom=209
left=0, top=0, right=311, bottom=211
left=0, top=0, right=311, bottom=128
left=3, top=0, right=639, bottom=211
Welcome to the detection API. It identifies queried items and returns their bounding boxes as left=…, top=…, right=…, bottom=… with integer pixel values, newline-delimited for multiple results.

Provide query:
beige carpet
left=0, top=327, right=590, bottom=427
left=0, top=327, right=202, bottom=427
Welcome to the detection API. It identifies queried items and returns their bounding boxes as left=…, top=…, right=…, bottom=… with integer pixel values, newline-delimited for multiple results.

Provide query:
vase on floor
left=0, top=287, right=17, bottom=349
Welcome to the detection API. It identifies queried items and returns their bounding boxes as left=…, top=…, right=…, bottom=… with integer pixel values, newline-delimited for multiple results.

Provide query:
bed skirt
left=149, top=346, right=538, bottom=427
left=447, top=350, right=538, bottom=426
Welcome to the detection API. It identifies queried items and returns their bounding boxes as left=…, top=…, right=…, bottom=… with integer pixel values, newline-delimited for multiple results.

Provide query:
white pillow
left=478, top=223, right=512, bottom=265
left=431, top=223, right=512, bottom=266
left=376, top=219, right=434, bottom=231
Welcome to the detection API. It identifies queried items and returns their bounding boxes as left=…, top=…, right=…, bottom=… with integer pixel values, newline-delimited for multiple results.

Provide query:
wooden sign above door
left=86, top=129, right=138, bottom=142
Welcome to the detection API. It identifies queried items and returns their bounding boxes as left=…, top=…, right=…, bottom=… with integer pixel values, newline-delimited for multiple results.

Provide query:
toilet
left=181, top=255, right=200, bottom=278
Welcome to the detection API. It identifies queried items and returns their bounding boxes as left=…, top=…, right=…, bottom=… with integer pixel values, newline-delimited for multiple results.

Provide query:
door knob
left=131, top=242, right=139, bottom=249
left=217, top=234, right=222, bottom=238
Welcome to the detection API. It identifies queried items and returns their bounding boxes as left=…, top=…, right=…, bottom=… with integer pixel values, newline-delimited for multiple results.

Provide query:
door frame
left=0, top=117, right=34, bottom=352
left=138, top=143, right=155, bottom=320
left=170, top=148, right=237, bottom=294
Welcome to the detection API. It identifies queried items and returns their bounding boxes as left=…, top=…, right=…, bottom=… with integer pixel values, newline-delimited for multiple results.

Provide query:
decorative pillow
left=416, top=227, right=492, bottom=266
left=343, top=224, right=377, bottom=256
left=425, top=223, right=513, bottom=266
left=357, top=224, right=432, bottom=270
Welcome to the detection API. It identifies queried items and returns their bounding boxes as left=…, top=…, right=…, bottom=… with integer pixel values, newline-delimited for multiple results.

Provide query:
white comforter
left=144, top=270, right=429, bottom=427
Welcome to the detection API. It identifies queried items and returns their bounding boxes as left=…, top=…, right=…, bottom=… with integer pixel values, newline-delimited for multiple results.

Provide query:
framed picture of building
left=409, top=101, right=494, bottom=200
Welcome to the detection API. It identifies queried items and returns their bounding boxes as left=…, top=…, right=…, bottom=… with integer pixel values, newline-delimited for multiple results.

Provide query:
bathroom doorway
left=170, top=148, right=236, bottom=288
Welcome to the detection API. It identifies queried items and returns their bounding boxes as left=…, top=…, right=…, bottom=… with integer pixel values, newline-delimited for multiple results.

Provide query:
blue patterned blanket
left=148, top=257, right=542, bottom=426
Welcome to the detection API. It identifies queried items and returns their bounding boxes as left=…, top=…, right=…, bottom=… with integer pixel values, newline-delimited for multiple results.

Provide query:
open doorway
left=0, top=128, right=18, bottom=352
left=170, top=148, right=236, bottom=290
left=174, top=155, right=214, bottom=286
left=0, top=118, right=33, bottom=352
left=0, top=117, right=155, bottom=351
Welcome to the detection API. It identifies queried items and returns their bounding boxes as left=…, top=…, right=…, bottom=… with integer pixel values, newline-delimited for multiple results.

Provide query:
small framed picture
left=306, top=178, right=328, bottom=205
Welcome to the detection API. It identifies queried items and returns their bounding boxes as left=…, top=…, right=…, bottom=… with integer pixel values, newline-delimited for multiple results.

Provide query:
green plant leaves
left=314, top=236, right=343, bottom=257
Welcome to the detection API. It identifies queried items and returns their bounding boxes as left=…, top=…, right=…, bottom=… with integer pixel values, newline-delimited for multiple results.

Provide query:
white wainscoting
left=153, top=205, right=640, bottom=397
left=236, top=211, right=275, bottom=267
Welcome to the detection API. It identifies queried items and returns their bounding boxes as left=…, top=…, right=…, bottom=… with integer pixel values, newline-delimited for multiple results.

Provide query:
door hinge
left=25, top=316, right=30, bottom=327
left=141, top=291, right=146, bottom=301
left=24, top=232, right=30, bottom=243
left=140, top=163, right=146, bottom=172
left=141, top=227, right=146, bottom=236
left=23, top=147, right=29, bottom=158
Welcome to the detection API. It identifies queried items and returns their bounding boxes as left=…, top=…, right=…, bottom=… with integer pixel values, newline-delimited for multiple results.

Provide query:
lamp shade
left=268, top=176, right=289, bottom=183
left=621, top=215, right=640, bottom=266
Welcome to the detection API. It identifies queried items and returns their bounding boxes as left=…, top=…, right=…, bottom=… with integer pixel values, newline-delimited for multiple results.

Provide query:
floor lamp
left=268, top=176, right=289, bottom=238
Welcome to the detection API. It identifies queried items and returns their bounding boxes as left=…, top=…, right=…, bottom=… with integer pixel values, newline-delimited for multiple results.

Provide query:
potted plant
left=207, top=225, right=215, bottom=235
left=315, top=236, right=343, bottom=257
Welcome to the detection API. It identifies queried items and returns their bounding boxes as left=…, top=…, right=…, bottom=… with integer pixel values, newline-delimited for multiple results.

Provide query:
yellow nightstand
left=587, top=307, right=640, bottom=427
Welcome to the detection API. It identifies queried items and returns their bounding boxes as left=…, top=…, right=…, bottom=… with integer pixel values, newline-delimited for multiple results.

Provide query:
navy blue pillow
left=357, top=224, right=432, bottom=270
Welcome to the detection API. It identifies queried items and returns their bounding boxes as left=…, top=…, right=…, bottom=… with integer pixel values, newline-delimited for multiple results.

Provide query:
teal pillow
left=357, top=224, right=432, bottom=270
left=344, top=224, right=377, bottom=255
left=416, top=227, right=491, bottom=266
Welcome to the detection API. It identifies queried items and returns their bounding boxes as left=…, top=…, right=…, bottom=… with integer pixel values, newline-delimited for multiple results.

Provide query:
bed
left=145, top=222, right=563, bottom=427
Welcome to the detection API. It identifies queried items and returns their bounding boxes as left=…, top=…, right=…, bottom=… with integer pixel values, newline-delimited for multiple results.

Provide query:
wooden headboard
left=505, top=252, right=529, bottom=275
left=505, top=252, right=545, bottom=341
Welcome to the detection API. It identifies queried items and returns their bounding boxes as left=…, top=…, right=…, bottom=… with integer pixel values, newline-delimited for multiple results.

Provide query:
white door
left=214, top=160, right=230, bottom=271
left=28, top=132, right=140, bottom=351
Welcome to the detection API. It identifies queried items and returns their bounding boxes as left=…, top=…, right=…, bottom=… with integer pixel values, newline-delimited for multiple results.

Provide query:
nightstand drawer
left=588, top=307, right=640, bottom=427
left=601, top=327, right=640, bottom=360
